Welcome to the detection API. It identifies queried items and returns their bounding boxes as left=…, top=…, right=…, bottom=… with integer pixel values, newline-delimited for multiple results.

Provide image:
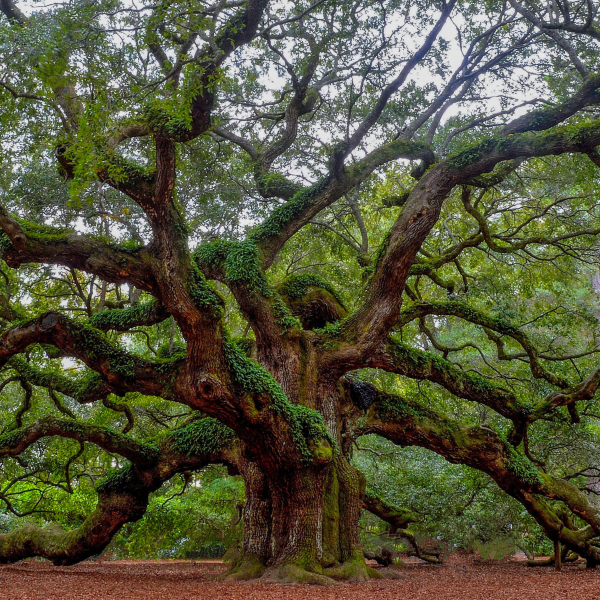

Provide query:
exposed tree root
left=376, top=567, right=406, bottom=579
left=527, top=548, right=580, bottom=567
left=324, top=558, right=383, bottom=582
left=220, top=554, right=266, bottom=581
left=260, top=564, right=338, bottom=585
left=223, top=551, right=395, bottom=584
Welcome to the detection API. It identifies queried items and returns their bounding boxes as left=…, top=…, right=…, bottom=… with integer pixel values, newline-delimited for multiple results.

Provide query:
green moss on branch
left=194, top=240, right=272, bottom=296
left=277, top=274, right=344, bottom=305
left=170, top=417, right=236, bottom=456
left=223, top=339, right=334, bottom=463
left=249, top=177, right=331, bottom=243
left=89, top=300, right=170, bottom=332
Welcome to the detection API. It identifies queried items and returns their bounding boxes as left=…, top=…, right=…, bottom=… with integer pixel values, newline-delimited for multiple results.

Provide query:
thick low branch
left=0, top=209, right=156, bottom=292
left=0, top=312, right=184, bottom=401
left=368, top=337, right=526, bottom=423
left=362, top=488, right=418, bottom=532
left=0, top=417, right=159, bottom=467
left=0, top=418, right=239, bottom=565
left=352, top=383, right=600, bottom=564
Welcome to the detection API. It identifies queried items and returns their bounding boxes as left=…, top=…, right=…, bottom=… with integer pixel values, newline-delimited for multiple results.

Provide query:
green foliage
left=108, top=468, right=243, bottom=560
left=195, top=239, right=272, bottom=296
left=143, top=103, right=190, bottom=138
left=0, top=217, right=73, bottom=255
left=278, top=273, right=344, bottom=305
left=272, top=295, right=301, bottom=332
left=249, top=178, right=330, bottom=242
left=89, top=301, right=159, bottom=330
left=314, top=319, right=344, bottom=340
left=156, top=341, right=187, bottom=358
left=504, top=443, right=542, bottom=486
left=374, top=392, right=422, bottom=421
left=356, top=437, right=552, bottom=556
left=96, top=463, right=139, bottom=494
left=170, top=418, right=235, bottom=456
left=1, top=0, right=600, bottom=568
left=188, top=263, right=225, bottom=317
left=223, top=339, right=334, bottom=463
left=471, top=537, right=514, bottom=561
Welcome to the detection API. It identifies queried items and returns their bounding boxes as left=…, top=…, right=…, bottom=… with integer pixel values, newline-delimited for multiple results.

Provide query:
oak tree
left=1, top=0, right=600, bottom=582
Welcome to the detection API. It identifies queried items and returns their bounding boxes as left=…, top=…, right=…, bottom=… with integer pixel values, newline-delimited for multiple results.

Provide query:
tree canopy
left=1, top=0, right=600, bottom=583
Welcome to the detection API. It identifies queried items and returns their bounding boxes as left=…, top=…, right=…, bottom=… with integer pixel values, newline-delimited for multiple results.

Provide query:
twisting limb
left=362, top=488, right=418, bottom=532
left=366, top=336, right=600, bottom=436
left=348, top=381, right=600, bottom=565
left=0, top=417, right=240, bottom=565
left=102, top=396, right=135, bottom=434
left=9, top=357, right=113, bottom=405
left=460, top=186, right=600, bottom=258
left=0, top=312, right=185, bottom=401
left=0, top=416, right=160, bottom=467
left=0, top=0, right=25, bottom=23
left=173, top=0, right=271, bottom=143
left=258, top=32, right=321, bottom=171
left=398, top=300, right=569, bottom=388
left=511, top=0, right=600, bottom=42
left=249, top=138, right=437, bottom=268
left=508, top=0, right=590, bottom=77
left=89, top=300, right=171, bottom=332
left=13, top=379, right=32, bottom=429
left=362, top=491, right=442, bottom=564
left=0, top=208, right=156, bottom=292
left=341, top=117, right=600, bottom=354
left=331, top=0, right=457, bottom=169
left=367, top=337, right=526, bottom=424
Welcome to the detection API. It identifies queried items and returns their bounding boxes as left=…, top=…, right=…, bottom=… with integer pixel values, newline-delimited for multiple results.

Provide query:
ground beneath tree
left=1, top=553, right=598, bottom=599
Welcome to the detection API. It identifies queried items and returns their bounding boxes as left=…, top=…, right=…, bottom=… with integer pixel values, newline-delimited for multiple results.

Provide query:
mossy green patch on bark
left=261, top=563, right=337, bottom=585
left=503, top=442, right=542, bottom=486
left=89, top=300, right=166, bottom=331
left=221, top=553, right=267, bottom=581
left=188, top=262, right=226, bottom=317
left=0, top=218, right=73, bottom=254
left=223, top=339, right=334, bottom=464
left=96, top=463, right=139, bottom=494
left=324, top=558, right=383, bottom=582
left=322, top=466, right=341, bottom=567
left=272, top=294, right=302, bottom=332
left=195, top=239, right=272, bottom=296
left=143, top=102, right=191, bottom=138
left=277, top=274, right=344, bottom=305
left=169, top=417, right=235, bottom=456
left=249, top=177, right=331, bottom=243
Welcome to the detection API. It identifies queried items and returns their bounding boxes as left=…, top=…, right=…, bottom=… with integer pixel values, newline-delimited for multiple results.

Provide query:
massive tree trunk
left=228, top=461, right=377, bottom=583
left=225, top=380, right=376, bottom=583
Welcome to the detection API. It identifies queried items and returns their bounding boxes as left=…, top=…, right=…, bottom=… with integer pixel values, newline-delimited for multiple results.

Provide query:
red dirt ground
left=1, top=553, right=598, bottom=600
